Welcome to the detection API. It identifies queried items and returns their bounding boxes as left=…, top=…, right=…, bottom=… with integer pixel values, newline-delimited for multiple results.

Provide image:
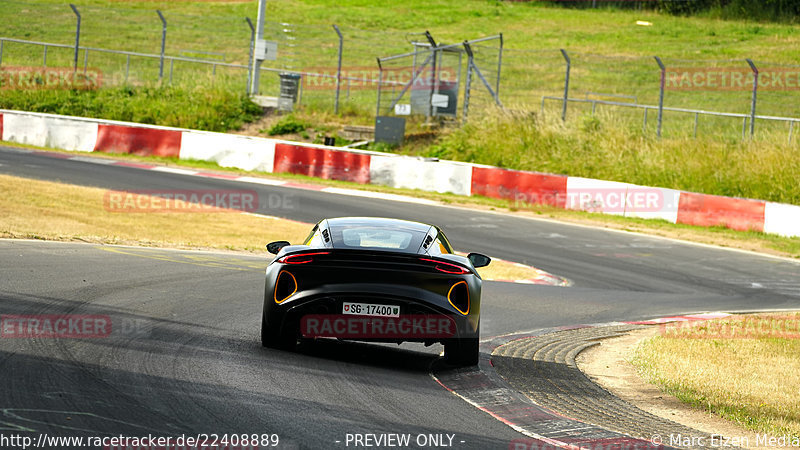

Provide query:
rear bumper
left=263, top=290, right=479, bottom=344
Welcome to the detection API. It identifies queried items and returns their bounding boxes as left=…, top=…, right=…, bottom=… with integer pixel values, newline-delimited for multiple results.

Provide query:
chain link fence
left=1, top=0, right=799, bottom=141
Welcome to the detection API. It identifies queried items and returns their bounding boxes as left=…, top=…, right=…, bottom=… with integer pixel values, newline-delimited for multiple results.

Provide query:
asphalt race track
left=2, top=146, right=800, bottom=449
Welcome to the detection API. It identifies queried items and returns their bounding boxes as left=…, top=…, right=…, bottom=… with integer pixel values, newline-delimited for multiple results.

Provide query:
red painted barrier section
left=94, top=125, right=181, bottom=158
left=274, top=143, right=371, bottom=184
left=0, top=113, right=4, bottom=140
left=676, top=192, right=766, bottom=232
left=471, top=167, right=568, bottom=208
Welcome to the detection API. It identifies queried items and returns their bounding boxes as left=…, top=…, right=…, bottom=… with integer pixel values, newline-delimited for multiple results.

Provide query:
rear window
left=330, top=224, right=428, bottom=252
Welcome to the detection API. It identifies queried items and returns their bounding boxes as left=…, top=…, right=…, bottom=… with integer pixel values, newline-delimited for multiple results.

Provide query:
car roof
left=320, top=217, right=437, bottom=254
left=324, top=217, right=434, bottom=233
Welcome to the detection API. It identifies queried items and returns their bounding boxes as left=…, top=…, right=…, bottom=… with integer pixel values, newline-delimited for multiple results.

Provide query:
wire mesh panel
left=461, top=38, right=503, bottom=120
left=251, top=23, right=437, bottom=115
left=0, top=0, right=252, bottom=89
left=375, top=35, right=502, bottom=122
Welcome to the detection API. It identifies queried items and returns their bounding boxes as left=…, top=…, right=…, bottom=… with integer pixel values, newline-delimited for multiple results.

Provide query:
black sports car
left=261, top=217, right=490, bottom=366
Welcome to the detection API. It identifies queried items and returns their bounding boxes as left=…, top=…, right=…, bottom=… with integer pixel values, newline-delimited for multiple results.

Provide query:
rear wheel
left=444, top=337, right=479, bottom=367
left=261, top=309, right=296, bottom=350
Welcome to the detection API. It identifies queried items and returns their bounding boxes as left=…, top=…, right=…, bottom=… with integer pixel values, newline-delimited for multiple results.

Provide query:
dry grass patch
left=632, top=313, right=800, bottom=439
left=0, top=174, right=539, bottom=281
left=0, top=174, right=307, bottom=252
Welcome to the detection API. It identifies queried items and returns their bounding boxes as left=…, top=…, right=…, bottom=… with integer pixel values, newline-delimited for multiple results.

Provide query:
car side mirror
left=267, top=241, right=291, bottom=255
left=467, top=253, right=491, bottom=268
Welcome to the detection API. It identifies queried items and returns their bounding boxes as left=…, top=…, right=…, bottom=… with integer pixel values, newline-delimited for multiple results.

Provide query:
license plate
left=342, top=302, right=399, bottom=318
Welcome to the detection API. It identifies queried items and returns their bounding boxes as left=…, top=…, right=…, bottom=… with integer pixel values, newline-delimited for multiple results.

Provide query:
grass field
left=419, top=110, right=800, bottom=205
left=632, top=313, right=800, bottom=439
left=3, top=0, right=800, bottom=116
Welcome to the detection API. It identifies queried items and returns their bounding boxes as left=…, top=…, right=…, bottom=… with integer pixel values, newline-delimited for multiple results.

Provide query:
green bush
left=423, top=111, right=800, bottom=205
left=266, top=115, right=310, bottom=136
left=542, top=0, right=800, bottom=21
left=0, top=86, right=263, bottom=133
left=657, top=0, right=800, bottom=21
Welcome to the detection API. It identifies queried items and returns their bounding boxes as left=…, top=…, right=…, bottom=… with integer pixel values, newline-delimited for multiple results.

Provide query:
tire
left=261, top=309, right=296, bottom=350
left=444, top=337, right=479, bottom=367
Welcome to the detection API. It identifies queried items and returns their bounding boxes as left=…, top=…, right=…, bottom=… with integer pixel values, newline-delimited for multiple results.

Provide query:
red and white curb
left=623, top=312, right=731, bottom=325
left=432, top=313, right=739, bottom=449
left=2, top=109, right=799, bottom=238
left=474, top=254, right=571, bottom=286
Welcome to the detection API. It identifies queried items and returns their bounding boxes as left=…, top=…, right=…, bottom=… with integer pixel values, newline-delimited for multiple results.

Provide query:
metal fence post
left=245, top=17, right=255, bottom=95
left=333, top=24, right=343, bottom=114
left=560, top=49, right=570, bottom=121
left=69, top=4, right=81, bottom=71
left=642, top=107, right=648, bottom=133
left=742, top=117, right=747, bottom=140
left=375, top=57, right=383, bottom=117
left=156, top=10, right=167, bottom=81
left=463, top=41, right=474, bottom=122
left=746, top=58, right=758, bottom=138
left=495, top=33, right=503, bottom=102
left=654, top=56, right=665, bottom=138
left=424, top=31, right=437, bottom=118
left=251, top=0, right=266, bottom=95
left=1, top=40, right=4, bottom=67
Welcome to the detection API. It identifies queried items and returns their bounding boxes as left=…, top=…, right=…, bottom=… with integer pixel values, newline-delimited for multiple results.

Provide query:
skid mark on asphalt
left=98, top=247, right=268, bottom=272
left=0, top=408, right=162, bottom=434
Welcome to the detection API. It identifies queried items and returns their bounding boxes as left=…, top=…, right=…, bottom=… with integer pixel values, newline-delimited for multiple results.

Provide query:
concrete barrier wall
left=565, top=177, right=682, bottom=224
left=676, top=191, right=766, bottom=232
left=764, top=202, right=800, bottom=237
left=1, top=111, right=98, bottom=152
left=471, top=166, right=569, bottom=208
left=370, top=155, right=472, bottom=196
left=94, top=124, right=182, bottom=157
left=1, top=109, right=797, bottom=238
left=274, top=142, right=372, bottom=184
left=180, top=131, right=275, bottom=173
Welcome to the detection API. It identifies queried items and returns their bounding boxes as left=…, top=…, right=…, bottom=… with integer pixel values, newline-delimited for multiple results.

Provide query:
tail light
left=278, top=251, right=331, bottom=265
left=274, top=271, right=297, bottom=303
left=448, top=281, right=470, bottom=315
left=420, top=258, right=471, bottom=275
